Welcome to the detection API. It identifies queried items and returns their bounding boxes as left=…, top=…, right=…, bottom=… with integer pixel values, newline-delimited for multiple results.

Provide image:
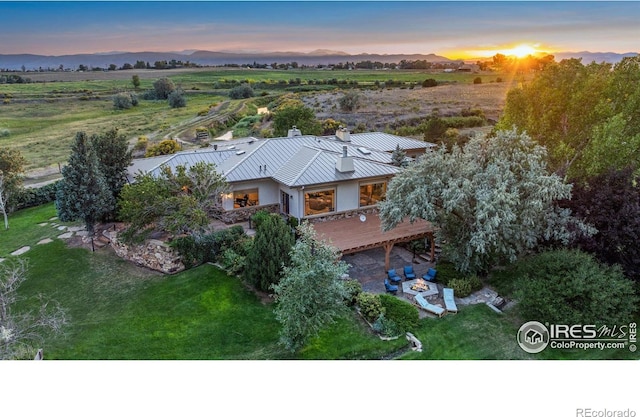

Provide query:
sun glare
left=509, top=44, right=538, bottom=58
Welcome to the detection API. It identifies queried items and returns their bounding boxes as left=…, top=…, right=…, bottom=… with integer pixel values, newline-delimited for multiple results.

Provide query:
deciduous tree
left=379, top=129, right=589, bottom=274
left=272, top=104, right=322, bottom=137
left=0, top=148, right=26, bottom=229
left=0, top=260, right=67, bottom=360
left=272, top=223, right=348, bottom=352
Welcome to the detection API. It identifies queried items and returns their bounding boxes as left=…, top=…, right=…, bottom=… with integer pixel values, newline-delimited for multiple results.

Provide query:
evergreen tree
left=245, top=213, right=294, bottom=292
left=391, top=144, right=407, bottom=167
left=55, top=132, right=114, bottom=233
left=91, top=128, right=133, bottom=216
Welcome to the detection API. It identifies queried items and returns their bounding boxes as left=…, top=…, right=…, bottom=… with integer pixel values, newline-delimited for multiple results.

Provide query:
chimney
left=287, top=126, right=302, bottom=138
left=336, top=126, right=350, bottom=142
left=335, top=145, right=354, bottom=173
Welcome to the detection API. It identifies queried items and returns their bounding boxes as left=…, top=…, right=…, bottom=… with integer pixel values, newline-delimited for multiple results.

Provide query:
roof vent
left=228, top=145, right=236, bottom=150
left=357, top=147, right=371, bottom=155
left=235, top=150, right=245, bottom=155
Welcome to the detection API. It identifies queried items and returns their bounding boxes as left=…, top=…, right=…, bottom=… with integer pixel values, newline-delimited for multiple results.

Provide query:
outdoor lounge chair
left=422, top=268, right=437, bottom=282
left=387, top=269, right=402, bottom=283
left=384, top=279, right=398, bottom=294
left=414, top=293, right=445, bottom=317
left=443, top=287, right=458, bottom=314
left=403, top=265, right=416, bottom=280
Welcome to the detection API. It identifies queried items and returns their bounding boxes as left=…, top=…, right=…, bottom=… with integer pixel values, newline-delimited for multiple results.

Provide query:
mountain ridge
left=0, top=49, right=636, bottom=71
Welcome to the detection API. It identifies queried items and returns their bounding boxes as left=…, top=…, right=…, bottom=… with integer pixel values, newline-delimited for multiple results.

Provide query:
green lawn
left=4, top=204, right=636, bottom=360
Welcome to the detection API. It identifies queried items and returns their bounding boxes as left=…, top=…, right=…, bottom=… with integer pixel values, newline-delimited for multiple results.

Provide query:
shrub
left=134, top=136, right=148, bottom=151
left=12, top=181, right=58, bottom=210
left=0, top=127, right=10, bottom=137
left=447, top=275, right=483, bottom=298
left=514, top=249, right=638, bottom=326
left=356, top=292, right=385, bottom=322
left=220, top=248, right=246, bottom=275
left=112, top=92, right=134, bottom=110
left=229, top=84, right=255, bottom=99
left=372, top=314, right=401, bottom=337
left=168, top=90, right=186, bottom=108
left=250, top=210, right=271, bottom=229
left=145, top=139, right=181, bottom=157
left=170, top=226, right=249, bottom=269
left=422, top=78, right=438, bottom=88
left=434, top=261, right=466, bottom=286
left=473, top=77, right=482, bottom=84
left=342, top=279, right=363, bottom=306
left=338, top=90, right=363, bottom=112
left=142, top=90, right=158, bottom=100
left=378, top=293, right=419, bottom=332
left=496, top=77, right=503, bottom=83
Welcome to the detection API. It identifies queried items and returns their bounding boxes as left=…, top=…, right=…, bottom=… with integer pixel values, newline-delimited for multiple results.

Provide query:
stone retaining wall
left=215, top=203, right=280, bottom=224
left=104, top=231, right=185, bottom=274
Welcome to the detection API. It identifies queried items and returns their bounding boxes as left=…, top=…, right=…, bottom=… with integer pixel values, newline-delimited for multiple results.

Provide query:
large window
left=305, top=189, right=335, bottom=216
left=359, top=182, right=387, bottom=207
left=233, top=188, right=259, bottom=208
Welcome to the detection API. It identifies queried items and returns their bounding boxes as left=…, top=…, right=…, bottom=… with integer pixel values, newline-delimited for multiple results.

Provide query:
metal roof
left=335, top=132, right=435, bottom=152
left=126, top=131, right=422, bottom=186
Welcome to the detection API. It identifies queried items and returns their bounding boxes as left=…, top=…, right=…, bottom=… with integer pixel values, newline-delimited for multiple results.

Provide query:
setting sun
left=508, top=44, right=538, bottom=58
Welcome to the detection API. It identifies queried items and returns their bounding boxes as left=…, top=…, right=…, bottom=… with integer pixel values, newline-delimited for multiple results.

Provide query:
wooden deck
left=311, top=213, right=435, bottom=270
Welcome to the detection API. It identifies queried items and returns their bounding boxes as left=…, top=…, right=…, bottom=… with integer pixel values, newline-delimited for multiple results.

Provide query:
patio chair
left=384, top=279, right=398, bottom=295
left=387, top=269, right=402, bottom=283
left=443, top=287, right=458, bottom=314
left=403, top=265, right=416, bottom=280
left=422, top=268, right=437, bottom=282
left=414, top=293, right=445, bottom=317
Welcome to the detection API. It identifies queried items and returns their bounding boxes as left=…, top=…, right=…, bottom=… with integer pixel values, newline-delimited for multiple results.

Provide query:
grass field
left=1, top=67, right=513, bottom=175
left=3, top=204, right=636, bottom=360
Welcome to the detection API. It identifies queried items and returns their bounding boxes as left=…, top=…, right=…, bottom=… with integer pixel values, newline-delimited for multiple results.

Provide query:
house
left=128, top=128, right=434, bottom=223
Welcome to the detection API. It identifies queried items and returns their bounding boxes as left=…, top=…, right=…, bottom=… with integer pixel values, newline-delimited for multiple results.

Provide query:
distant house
left=457, top=64, right=480, bottom=73
left=128, top=128, right=434, bottom=223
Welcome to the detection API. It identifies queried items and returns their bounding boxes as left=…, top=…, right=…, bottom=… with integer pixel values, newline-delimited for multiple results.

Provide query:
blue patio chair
left=384, top=279, right=398, bottom=294
left=403, top=265, right=416, bottom=280
left=387, top=269, right=402, bottom=283
left=423, top=268, right=437, bottom=282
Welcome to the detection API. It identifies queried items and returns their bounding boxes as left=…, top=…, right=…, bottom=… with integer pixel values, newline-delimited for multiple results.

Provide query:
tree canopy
left=272, top=223, right=348, bottom=352
left=91, top=128, right=133, bottom=214
left=0, top=148, right=26, bottom=229
left=272, top=104, right=322, bottom=137
left=379, top=128, right=589, bottom=274
left=563, top=166, right=640, bottom=281
left=497, top=56, right=640, bottom=179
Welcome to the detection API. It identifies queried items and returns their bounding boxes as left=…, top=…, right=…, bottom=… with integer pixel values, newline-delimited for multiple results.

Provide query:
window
left=359, top=182, right=386, bottom=207
left=305, top=189, right=335, bottom=216
left=233, top=188, right=259, bottom=208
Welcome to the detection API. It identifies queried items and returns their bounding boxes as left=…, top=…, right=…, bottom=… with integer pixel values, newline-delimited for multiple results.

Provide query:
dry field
left=303, top=81, right=513, bottom=131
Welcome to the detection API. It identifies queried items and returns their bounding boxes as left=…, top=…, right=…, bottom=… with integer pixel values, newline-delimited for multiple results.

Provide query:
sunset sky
left=1, top=1, right=639, bottom=59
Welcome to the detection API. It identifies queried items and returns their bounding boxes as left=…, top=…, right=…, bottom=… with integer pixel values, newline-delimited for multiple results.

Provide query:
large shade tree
left=379, top=129, right=590, bottom=274
left=563, top=166, right=640, bottom=282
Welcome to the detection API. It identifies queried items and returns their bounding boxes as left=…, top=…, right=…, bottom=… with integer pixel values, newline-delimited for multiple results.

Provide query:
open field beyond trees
left=1, top=68, right=514, bottom=182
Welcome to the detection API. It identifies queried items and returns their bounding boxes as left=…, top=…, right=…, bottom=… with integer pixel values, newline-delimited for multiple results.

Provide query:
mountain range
left=0, top=49, right=637, bottom=71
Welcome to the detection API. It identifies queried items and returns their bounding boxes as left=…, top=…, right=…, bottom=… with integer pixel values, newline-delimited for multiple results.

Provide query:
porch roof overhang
left=311, top=213, right=435, bottom=270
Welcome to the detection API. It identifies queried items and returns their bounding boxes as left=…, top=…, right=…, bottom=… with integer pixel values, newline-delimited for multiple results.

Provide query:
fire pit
left=402, top=278, right=439, bottom=298
left=411, top=278, right=430, bottom=292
